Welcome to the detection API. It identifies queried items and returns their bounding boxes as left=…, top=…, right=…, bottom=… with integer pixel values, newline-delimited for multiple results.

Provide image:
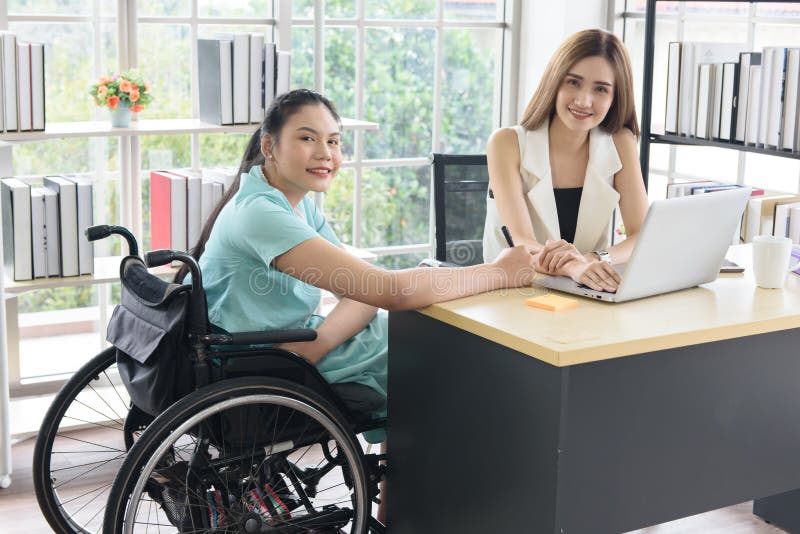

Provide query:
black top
left=553, top=187, right=583, bottom=244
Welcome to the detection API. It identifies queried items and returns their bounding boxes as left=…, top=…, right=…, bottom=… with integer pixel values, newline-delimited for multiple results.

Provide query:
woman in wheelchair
left=137, top=88, right=534, bottom=531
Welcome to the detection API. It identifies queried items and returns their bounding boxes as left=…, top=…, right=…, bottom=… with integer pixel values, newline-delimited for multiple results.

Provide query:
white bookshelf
left=0, top=117, right=378, bottom=145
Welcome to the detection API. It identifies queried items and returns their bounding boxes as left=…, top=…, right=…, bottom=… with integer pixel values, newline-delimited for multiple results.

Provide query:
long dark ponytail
left=175, top=89, right=340, bottom=282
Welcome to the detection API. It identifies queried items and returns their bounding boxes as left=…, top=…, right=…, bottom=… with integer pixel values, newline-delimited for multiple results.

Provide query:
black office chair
left=431, top=153, right=489, bottom=267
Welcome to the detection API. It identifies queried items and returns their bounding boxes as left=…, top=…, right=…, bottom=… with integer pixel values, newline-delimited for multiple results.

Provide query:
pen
left=501, top=225, right=515, bottom=247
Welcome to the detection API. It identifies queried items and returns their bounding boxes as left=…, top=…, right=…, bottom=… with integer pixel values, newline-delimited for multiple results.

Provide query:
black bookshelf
left=638, top=0, right=800, bottom=189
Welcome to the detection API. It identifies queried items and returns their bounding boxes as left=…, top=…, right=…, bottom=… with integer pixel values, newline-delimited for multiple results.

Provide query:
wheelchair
left=34, top=225, right=387, bottom=534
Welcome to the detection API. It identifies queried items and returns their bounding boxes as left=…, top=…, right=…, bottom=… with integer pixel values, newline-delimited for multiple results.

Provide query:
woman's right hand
left=563, top=259, right=620, bottom=292
left=492, top=245, right=537, bottom=288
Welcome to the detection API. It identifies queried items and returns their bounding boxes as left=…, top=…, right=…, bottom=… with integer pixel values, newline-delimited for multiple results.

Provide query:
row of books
left=1, top=175, right=93, bottom=281
left=665, top=42, right=800, bottom=151
left=198, top=34, right=291, bottom=126
left=150, top=167, right=238, bottom=252
left=666, top=179, right=800, bottom=244
left=0, top=31, right=45, bottom=133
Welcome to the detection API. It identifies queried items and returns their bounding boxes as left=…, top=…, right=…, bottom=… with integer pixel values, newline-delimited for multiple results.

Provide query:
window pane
left=444, top=0, right=500, bottom=21
left=625, top=0, right=680, bottom=13
left=199, top=0, right=273, bottom=18
left=366, top=0, right=435, bottom=19
left=673, top=145, right=738, bottom=182
left=364, top=28, right=434, bottom=159
left=649, top=143, right=669, bottom=171
left=683, top=21, right=747, bottom=42
left=8, top=0, right=94, bottom=15
left=624, top=18, right=677, bottom=136
left=291, top=26, right=315, bottom=90
left=441, top=28, right=499, bottom=153
left=756, top=2, right=800, bottom=17
left=199, top=133, right=251, bottom=169
left=139, top=24, right=191, bottom=119
left=753, top=24, right=800, bottom=50
left=293, top=0, right=314, bottom=19
left=361, top=166, right=429, bottom=247
left=139, top=0, right=190, bottom=17
left=327, top=0, right=355, bottom=19
left=325, top=27, right=356, bottom=120
left=324, top=167, right=355, bottom=244
left=685, top=2, right=748, bottom=16
left=744, top=154, right=800, bottom=193
left=10, top=22, right=113, bottom=122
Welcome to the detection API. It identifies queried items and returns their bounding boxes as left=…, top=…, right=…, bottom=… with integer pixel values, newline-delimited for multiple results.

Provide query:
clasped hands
left=535, top=239, right=620, bottom=292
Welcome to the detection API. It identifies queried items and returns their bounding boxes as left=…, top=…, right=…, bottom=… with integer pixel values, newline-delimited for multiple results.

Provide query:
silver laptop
left=533, top=187, right=750, bottom=303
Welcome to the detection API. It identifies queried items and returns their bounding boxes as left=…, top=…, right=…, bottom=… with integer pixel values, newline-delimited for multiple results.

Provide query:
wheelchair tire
left=33, top=347, right=149, bottom=534
left=104, top=376, right=372, bottom=534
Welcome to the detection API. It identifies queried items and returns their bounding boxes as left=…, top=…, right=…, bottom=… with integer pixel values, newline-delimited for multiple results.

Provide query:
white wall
left=514, top=0, right=610, bottom=122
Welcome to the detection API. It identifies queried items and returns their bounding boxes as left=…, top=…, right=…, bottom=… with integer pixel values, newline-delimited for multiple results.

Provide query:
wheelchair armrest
left=203, top=328, right=317, bottom=345
left=418, top=258, right=459, bottom=268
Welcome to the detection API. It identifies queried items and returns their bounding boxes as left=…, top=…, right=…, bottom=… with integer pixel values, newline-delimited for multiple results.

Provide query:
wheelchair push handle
left=85, top=225, right=138, bottom=256
left=145, top=249, right=204, bottom=292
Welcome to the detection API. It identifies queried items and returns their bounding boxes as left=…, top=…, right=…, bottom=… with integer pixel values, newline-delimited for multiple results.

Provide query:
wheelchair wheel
left=104, top=376, right=372, bottom=534
left=33, top=347, right=150, bottom=534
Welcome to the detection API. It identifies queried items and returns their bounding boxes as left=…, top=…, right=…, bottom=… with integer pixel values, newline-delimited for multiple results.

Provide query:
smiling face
left=262, top=103, right=342, bottom=205
left=553, top=55, right=616, bottom=133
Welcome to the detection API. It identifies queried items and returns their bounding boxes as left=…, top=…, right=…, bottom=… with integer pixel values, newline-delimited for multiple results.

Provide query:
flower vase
left=109, top=102, right=131, bottom=128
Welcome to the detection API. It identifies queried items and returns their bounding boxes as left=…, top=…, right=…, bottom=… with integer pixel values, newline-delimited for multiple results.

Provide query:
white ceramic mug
left=752, top=235, right=799, bottom=289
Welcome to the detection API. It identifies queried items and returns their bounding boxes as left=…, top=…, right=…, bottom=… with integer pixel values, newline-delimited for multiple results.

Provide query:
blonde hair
left=519, top=29, right=639, bottom=137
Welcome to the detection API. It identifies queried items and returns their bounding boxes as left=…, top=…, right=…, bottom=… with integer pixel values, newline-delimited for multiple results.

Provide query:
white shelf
left=4, top=256, right=176, bottom=295
left=0, top=117, right=379, bottom=144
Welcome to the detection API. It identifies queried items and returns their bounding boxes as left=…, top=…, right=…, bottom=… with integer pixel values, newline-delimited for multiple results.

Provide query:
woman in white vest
left=483, top=29, right=648, bottom=293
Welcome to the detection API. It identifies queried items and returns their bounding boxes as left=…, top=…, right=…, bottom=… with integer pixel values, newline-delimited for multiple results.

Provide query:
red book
left=150, top=170, right=187, bottom=251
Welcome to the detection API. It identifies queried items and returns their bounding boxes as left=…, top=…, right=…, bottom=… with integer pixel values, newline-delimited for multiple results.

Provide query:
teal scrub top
left=200, top=165, right=387, bottom=440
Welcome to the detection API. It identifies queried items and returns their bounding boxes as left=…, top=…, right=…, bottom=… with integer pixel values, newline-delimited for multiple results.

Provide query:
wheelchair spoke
left=86, top=381, right=128, bottom=423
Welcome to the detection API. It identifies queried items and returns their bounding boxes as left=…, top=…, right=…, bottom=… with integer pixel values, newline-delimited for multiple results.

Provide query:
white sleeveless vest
left=482, top=123, right=623, bottom=262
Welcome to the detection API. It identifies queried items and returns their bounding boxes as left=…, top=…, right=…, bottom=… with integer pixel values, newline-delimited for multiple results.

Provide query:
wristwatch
left=592, top=249, right=612, bottom=264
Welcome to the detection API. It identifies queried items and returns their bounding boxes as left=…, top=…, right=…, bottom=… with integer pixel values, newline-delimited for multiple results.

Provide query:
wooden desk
left=387, top=245, right=800, bottom=533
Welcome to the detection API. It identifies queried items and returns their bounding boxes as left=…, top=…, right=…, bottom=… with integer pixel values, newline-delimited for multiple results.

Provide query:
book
left=773, top=200, right=800, bottom=238
left=789, top=206, right=800, bottom=244
left=1, top=32, right=18, bottom=132
left=719, top=62, right=736, bottom=141
left=1, top=178, right=33, bottom=280
left=30, top=42, right=44, bottom=131
left=710, top=63, right=724, bottom=139
left=249, top=34, right=265, bottom=124
left=665, top=42, right=681, bottom=134
left=745, top=65, right=762, bottom=145
left=197, top=38, right=233, bottom=125
left=666, top=180, right=717, bottom=199
left=678, top=42, right=743, bottom=137
left=264, top=41, right=276, bottom=112
left=0, top=34, right=4, bottom=131
left=170, top=169, right=202, bottom=250
left=150, top=170, right=187, bottom=252
left=232, top=33, right=250, bottom=124
left=690, top=183, right=741, bottom=195
left=781, top=48, right=800, bottom=151
left=41, top=186, right=60, bottom=276
left=744, top=194, right=800, bottom=243
left=43, top=175, right=79, bottom=277
left=733, top=52, right=761, bottom=143
left=695, top=63, right=713, bottom=139
left=276, top=50, right=291, bottom=97
left=64, top=176, right=94, bottom=275
left=16, top=41, right=31, bottom=132
left=202, top=167, right=237, bottom=193
left=765, top=47, right=788, bottom=148
left=30, top=186, right=46, bottom=278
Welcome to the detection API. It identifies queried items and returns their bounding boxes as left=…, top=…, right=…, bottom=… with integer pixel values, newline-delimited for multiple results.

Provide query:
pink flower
left=129, top=89, right=140, bottom=102
left=130, top=104, right=144, bottom=113
left=107, top=95, right=120, bottom=109
left=97, top=85, right=107, bottom=96
left=119, top=79, right=132, bottom=93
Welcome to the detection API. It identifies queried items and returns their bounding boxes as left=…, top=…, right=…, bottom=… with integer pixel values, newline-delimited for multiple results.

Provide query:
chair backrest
left=431, top=153, right=489, bottom=266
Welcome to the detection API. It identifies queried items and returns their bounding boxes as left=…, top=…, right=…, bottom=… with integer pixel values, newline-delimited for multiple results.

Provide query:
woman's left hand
left=536, top=239, right=585, bottom=274
left=276, top=335, right=329, bottom=365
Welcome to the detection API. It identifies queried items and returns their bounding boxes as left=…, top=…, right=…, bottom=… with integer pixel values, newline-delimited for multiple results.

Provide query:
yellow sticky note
left=525, top=294, right=579, bottom=311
